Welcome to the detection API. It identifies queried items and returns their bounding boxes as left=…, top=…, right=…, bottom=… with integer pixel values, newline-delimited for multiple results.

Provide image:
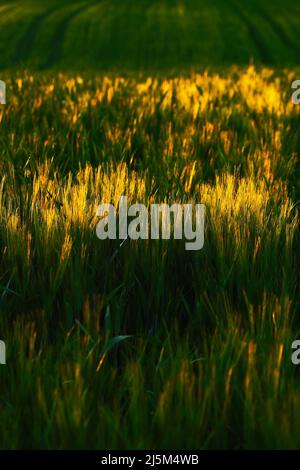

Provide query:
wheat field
left=0, top=66, right=299, bottom=448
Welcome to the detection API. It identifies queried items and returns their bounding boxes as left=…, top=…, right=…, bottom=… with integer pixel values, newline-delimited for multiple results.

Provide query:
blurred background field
left=0, top=0, right=300, bottom=71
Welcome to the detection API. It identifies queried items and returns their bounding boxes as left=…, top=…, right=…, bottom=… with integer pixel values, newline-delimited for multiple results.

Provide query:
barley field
left=0, top=0, right=300, bottom=451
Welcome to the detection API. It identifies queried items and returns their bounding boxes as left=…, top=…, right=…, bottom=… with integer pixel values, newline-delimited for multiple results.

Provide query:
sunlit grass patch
left=0, top=66, right=299, bottom=449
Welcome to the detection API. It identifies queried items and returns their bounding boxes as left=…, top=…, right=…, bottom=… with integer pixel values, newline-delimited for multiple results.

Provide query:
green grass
left=1, top=0, right=300, bottom=451
left=0, top=68, right=300, bottom=448
left=0, top=0, right=300, bottom=70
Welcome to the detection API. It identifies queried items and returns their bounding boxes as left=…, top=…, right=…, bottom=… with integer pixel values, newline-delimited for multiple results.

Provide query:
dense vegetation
left=0, top=67, right=300, bottom=448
